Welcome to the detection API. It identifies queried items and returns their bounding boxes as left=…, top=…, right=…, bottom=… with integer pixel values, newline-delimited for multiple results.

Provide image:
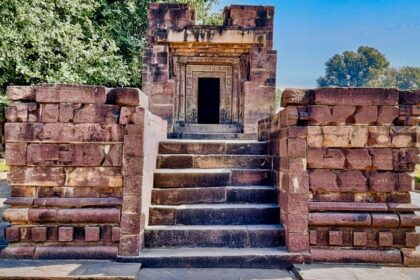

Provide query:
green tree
left=367, top=66, right=420, bottom=90
left=0, top=0, right=221, bottom=94
left=317, top=46, right=390, bottom=87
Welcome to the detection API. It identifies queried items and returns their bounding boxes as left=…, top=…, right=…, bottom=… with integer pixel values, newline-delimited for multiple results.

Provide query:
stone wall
left=2, top=84, right=167, bottom=258
left=259, top=88, right=420, bottom=266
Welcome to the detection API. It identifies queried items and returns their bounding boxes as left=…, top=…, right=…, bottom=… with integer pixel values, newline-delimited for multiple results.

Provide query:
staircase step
left=154, top=169, right=272, bottom=188
left=173, top=124, right=241, bottom=133
left=159, top=140, right=267, bottom=155
left=152, top=186, right=277, bottom=205
left=145, top=225, right=284, bottom=248
left=168, top=133, right=257, bottom=140
left=157, top=154, right=271, bottom=169
left=149, top=204, right=279, bottom=225
left=118, top=247, right=303, bottom=268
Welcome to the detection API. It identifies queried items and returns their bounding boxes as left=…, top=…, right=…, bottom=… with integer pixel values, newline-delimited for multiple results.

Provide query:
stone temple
left=1, top=3, right=420, bottom=268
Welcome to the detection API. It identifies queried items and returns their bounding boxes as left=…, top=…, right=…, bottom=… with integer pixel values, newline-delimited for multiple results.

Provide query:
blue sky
left=213, top=0, right=420, bottom=88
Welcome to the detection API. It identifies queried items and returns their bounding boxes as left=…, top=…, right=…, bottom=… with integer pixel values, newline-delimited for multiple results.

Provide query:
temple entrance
left=197, top=77, right=220, bottom=124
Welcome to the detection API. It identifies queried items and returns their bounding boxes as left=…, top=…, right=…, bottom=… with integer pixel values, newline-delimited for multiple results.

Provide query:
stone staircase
left=125, top=138, right=299, bottom=268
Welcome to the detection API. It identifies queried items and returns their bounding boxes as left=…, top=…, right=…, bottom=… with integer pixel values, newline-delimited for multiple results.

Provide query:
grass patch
left=415, top=164, right=420, bottom=184
left=0, top=161, right=9, bottom=172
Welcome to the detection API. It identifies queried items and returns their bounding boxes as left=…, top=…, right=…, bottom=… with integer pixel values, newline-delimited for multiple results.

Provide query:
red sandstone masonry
left=3, top=84, right=167, bottom=259
left=258, top=87, right=419, bottom=266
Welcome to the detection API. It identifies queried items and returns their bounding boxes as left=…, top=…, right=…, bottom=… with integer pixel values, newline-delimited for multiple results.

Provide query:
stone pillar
left=3, top=84, right=166, bottom=258
left=259, top=88, right=420, bottom=265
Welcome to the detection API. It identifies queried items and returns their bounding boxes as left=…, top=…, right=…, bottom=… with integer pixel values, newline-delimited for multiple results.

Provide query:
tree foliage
left=0, top=0, right=221, bottom=94
left=318, top=46, right=419, bottom=89
left=317, top=46, right=390, bottom=87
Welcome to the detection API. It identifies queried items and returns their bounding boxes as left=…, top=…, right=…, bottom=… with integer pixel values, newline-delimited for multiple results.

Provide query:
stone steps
left=168, top=133, right=258, bottom=140
left=145, top=225, right=284, bottom=248
left=151, top=186, right=277, bottom=205
left=154, top=169, right=272, bottom=188
left=149, top=203, right=280, bottom=225
left=157, top=154, right=271, bottom=169
left=118, top=247, right=302, bottom=268
left=144, top=138, right=285, bottom=268
left=158, top=140, right=267, bottom=155
left=172, top=124, right=242, bottom=133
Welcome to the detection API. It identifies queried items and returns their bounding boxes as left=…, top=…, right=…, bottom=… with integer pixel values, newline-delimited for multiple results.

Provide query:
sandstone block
left=34, top=245, right=118, bottom=259
left=353, top=232, right=368, bottom=247
left=5, top=143, right=27, bottom=165
left=345, top=149, right=372, bottom=169
left=393, top=149, right=417, bottom=171
left=285, top=231, right=309, bottom=252
left=307, top=148, right=345, bottom=169
left=309, top=170, right=338, bottom=191
left=354, top=106, right=377, bottom=124
left=28, top=209, right=57, bottom=223
left=314, top=88, right=398, bottom=106
left=390, top=126, right=416, bottom=147
left=307, top=126, right=323, bottom=148
left=85, top=226, right=100, bottom=241
left=332, top=105, right=356, bottom=124
left=288, top=126, right=307, bottom=138
left=73, top=104, right=120, bottom=124
left=310, top=230, right=317, bottom=245
left=35, top=84, right=106, bottom=104
left=106, top=88, right=142, bottom=106
left=6, top=103, right=30, bottom=122
left=309, top=212, right=371, bottom=226
left=399, top=214, right=420, bottom=227
left=31, top=227, right=47, bottom=242
left=41, top=104, right=59, bottom=122
left=402, top=248, right=420, bottom=266
left=369, top=172, right=398, bottom=192
left=338, top=170, right=368, bottom=191
left=284, top=214, right=308, bottom=233
left=57, top=208, right=120, bottom=223
left=58, top=227, right=73, bottom=242
left=328, top=231, right=343, bottom=246
left=5, top=227, right=19, bottom=242
left=59, top=103, right=74, bottom=122
left=370, top=148, right=393, bottom=170
left=405, top=232, right=419, bottom=248
left=119, top=235, right=141, bottom=256
left=399, top=90, right=420, bottom=105
left=120, top=213, right=141, bottom=235
left=368, top=126, right=391, bottom=147
left=1, top=246, right=35, bottom=259
left=311, top=248, right=402, bottom=263
left=66, top=167, right=123, bottom=187
left=281, top=89, right=313, bottom=106
left=3, top=208, right=29, bottom=223
left=27, top=144, right=59, bottom=165
left=308, top=105, right=333, bottom=125
left=7, top=86, right=35, bottom=101
left=8, top=166, right=64, bottom=186
left=377, top=106, right=399, bottom=124
left=379, top=232, right=393, bottom=247
left=120, top=107, right=145, bottom=125
left=287, top=138, right=306, bottom=158
left=372, top=214, right=399, bottom=228
left=112, top=227, right=121, bottom=242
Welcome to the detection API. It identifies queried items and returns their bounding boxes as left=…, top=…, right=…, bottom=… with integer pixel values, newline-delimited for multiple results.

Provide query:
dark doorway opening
left=198, top=78, right=220, bottom=124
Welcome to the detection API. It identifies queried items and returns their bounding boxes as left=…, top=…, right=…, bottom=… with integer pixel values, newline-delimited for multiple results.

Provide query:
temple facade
left=142, top=4, right=277, bottom=135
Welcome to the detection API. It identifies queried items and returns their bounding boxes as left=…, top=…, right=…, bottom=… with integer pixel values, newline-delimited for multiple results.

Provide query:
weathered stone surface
left=309, top=212, right=371, bottom=226
left=313, top=88, right=399, bottom=106
left=5, top=143, right=27, bottom=165
left=328, top=231, right=343, bottom=246
left=5, top=227, right=19, bottom=242
left=345, top=149, right=372, bottom=169
left=353, top=106, right=377, bottom=124
left=309, top=170, right=338, bottom=191
left=57, top=208, right=120, bottom=223
left=371, top=214, right=399, bottom=228
left=34, top=246, right=118, bottom=259
left=31, top=227, right=47, bottom=242
left=338, top=170, right=368, bottom=192
left=308, top=105, right=333, bottom=125
left=107, top=88, right=143, bottom=106
left=353, top=232, right=368, bottom=247
left=7, top=86, right=35, bottom=101
left=58, top=227, right=73, bottom=242
left=311, top=248, right=402, bottom=263
left=85, top=226, right=100, bottom=241
left=35, top=84, right=107, bottom=104
left=41, top=104, right=59, bottom=122
left=8, top=166, right=64, bottom=186
left=119, top=106, right=145, bottom=125
left=369, top=172, right=398, bottom=192
left=307, top=149, right=345, bottom=169
left=368, top=126, right=391, bottom=147
left=281, top=88, right=312, bottom=106
left=66, top=167, right=123, bottom=187
left=378, top=232, right=393, bottom=247
left=377, top=106, right=399, bottom=124
left=370, top=148, right=393, bottom=170
left=73, top=104, right=120, bottom=124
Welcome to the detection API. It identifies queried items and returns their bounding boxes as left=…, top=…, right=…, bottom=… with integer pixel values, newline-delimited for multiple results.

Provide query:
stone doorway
left=197, top=77, right=220, bottom=124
